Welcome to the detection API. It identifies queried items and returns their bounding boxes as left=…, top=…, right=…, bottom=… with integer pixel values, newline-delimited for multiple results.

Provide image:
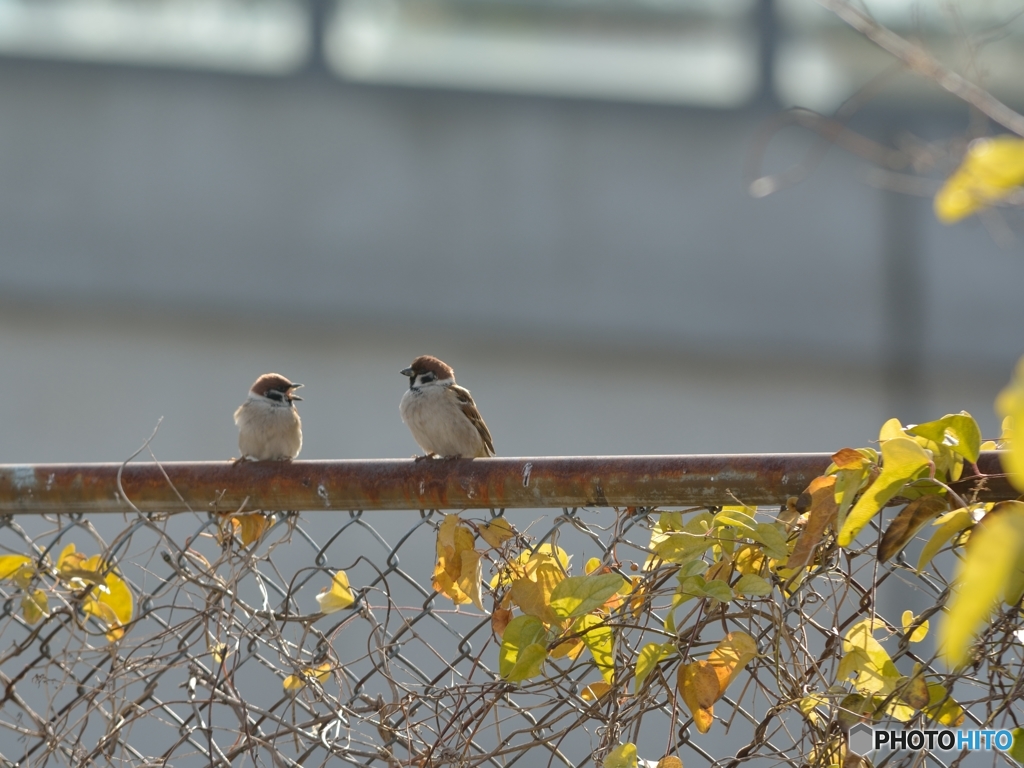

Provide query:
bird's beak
left=289, top=394, right=303, bottom=401
left=288, top=383, right=303, bottom=401
left=400, top=367, right=414, bottom=377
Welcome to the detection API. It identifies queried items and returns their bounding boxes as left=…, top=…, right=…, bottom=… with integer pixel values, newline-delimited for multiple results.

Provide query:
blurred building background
left=1, top=0, right=1023, bottom=465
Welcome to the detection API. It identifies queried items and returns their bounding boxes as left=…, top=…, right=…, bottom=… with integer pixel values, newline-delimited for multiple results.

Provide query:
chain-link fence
left=0, top=460, right=1021, bottom=768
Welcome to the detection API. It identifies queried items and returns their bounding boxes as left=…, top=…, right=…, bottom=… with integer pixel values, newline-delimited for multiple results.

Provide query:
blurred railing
left=0, top=455, right=1018, bottom=767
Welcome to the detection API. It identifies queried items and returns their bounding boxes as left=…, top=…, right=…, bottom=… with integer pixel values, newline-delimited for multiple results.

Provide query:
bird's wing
left=450, top=385, right=495, bottom=456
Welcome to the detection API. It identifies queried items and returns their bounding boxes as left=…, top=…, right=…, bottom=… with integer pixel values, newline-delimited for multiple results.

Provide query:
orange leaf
left=706, top=632, right=757, bottom=695
left=231, top=513, right=270, bottom=547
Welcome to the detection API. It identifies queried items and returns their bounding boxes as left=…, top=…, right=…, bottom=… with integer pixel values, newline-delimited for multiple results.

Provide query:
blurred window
left=0, top=0, right=308, bottom=73
left=325, top=0, right=761, bottom=107
left=775, top=0, right=1024, bottom=112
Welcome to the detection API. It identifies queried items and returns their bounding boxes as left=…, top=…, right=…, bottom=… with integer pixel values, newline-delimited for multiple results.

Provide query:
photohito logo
left=848, top=724, right=1015, bottom=756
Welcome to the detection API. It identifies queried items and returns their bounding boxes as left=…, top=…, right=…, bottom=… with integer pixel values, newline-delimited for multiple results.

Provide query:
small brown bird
left=233, top=373, right=303, bottom=462
left=399, top=356, right=494, bottom=459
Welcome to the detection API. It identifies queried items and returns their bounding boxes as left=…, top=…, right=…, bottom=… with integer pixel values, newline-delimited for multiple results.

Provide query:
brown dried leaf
left=833, top=448, right=869, bottom=470
left=786, top=476, right=838, bottom=569
left=491, top=607, right=513, bottom=638
left=878, top=495, right=949, bottom=563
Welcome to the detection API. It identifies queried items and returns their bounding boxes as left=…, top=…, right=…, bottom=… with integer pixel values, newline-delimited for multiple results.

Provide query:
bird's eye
left=420, top=372, right=436, bottom=384
left=265, top=390, right=284, bottom=402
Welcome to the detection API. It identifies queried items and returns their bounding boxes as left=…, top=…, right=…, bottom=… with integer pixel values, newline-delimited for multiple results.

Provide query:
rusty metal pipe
left=0, top=453, right=1013, bottom=515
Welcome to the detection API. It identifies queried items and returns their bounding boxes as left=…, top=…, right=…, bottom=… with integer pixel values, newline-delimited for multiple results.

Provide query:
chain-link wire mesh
left=0, top=490, right=1021, bottom=768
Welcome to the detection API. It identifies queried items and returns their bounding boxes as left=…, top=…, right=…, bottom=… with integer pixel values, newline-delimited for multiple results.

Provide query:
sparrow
left=233, top=373, right=303, bottom=462
left=399, top=356, right=494, bottom=459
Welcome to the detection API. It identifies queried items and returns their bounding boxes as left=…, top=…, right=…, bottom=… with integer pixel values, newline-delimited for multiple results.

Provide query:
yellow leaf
left=316, top=570, right=355, bottom=614
left=787, top=475, right=838, bottom=569
left=433, top=514, right=484, bottom=610
left=80, top=556, right=133, bottom=643
left=490, top=543, right=569, bottom=589
left=585, top=557, right=602, bottom=575
left=581, top=681, right=611, bottom=701
left=677, top=661, right=719, bottom=734
left=798, top=693, right=828, bottom=725
left=0, top=555, right=32, bottom=581
left=509, top=562, right=564, bottom=624
left=878, top=418, right=906, bottom=441
left=549, top=635, right=585, bottom=660
left=916, top=506, right=974, bottom=572
left=997, top=357, right=1024, bottom=492
left=940, top=501, right=1024, bottom=666
left=657, top=757, right=683, bottom=768
left=604, top=743, right=637, bottom=768
left=478, top=517, right=515, bottom=548
left=549, top=573, right=626, bottom=620
left=21, top=589, right=48, bottom=624
left=923, top=682, right=964, bottom=726
left=706, top=632, right=757, bottom=695
left=935, top=135, right=1024, bottom=223
left=900, top=610, right=929, bottom=643
left=230, top=512, right=270, bottom=547
left=878, top=495, right=949, bottom=563
left=634, top=641, right=675, bottom=694
left=577, top=614, right=615, bottom=684
left=499, top=615, right=547, bottom=682
left=838, top=438, right=931, bottom=547
left=210, top=641, right=229, bottom=664
left=283, top=662, right=332, bottom=691
left=842, top=620, right=901, bottom=695
left=57, top=544, right=102, bottom=587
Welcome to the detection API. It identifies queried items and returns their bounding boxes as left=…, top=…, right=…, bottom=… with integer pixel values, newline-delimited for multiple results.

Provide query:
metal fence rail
left=0, top=453, right=1012, bottom=513
left=0, top=454, right=1019, bottom=768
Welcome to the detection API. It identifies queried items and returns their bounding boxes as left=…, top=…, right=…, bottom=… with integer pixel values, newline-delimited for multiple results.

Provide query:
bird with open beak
left=234, top=373, right=303, bottom=462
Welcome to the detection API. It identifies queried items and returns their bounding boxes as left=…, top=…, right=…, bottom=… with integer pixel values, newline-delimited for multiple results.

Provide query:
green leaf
left=701, top=579, right=734, bottom=603
left=652, top=533, right=712, bottom=564
left=499, top=615, right=547, bottom=681
left=916, top=507, right=974, bottom=572
left=678, top=559, right=708, bottom=578
left=1008, top=727, right=1024, bottom=764
left=604, top=743, right=637, bottom=768
left=634, top=641, right=675, bottom=694
left=550, top=573, right=625, bottom=619
left=714, top=506, right=757, bottom=532
left=733, top=574, right=773, bottom=597
left=577, top=614, right=615, bottom=683
left=909, top=412, right=981, bottom=464
left=751, top=523, right=789, bottom=559
left=940, top=501, right=1024, bottom=667
left=838, top=438, right=932, bottom=547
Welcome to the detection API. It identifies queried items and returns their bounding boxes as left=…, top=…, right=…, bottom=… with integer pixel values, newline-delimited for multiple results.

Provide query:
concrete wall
left=0, top=58, right=1019, bottom=462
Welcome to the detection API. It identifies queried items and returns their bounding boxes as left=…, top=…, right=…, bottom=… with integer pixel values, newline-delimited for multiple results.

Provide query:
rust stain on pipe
left=0, top=453, right=1013, bottom=515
